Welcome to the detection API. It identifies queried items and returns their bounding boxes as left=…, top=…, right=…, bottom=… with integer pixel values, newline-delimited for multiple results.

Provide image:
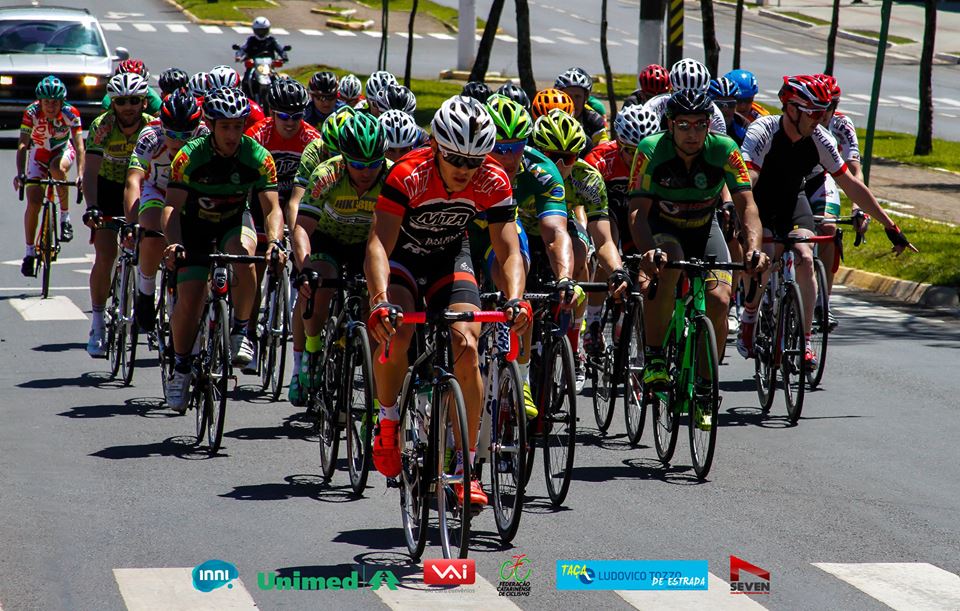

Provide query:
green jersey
left=513, top=147, right=567, bottom=237
left=293, top=139, right=330, bottom=190
left=298, top=155, right=391, bottom=245
left=85, top=111, right=153, bottom=183
left=565, top=160, right=609, bottom=222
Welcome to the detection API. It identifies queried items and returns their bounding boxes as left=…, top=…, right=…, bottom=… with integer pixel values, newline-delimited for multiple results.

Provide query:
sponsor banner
left=556, top=560, right=709, bottom=591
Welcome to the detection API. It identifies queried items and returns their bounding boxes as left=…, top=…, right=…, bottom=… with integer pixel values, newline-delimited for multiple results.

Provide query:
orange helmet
left=531, top=88, right=574, bottom=120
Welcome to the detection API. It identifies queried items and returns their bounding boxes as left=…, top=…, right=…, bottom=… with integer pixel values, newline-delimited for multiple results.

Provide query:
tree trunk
left=515, top=0, right=537, bottom=100
left=601, top=0, right=617, bottom=129
left=733, top=0, right=744, bottom=69
left=404, top=0, right=418, bottom=87
left=825, top=0, right=841, bottom=74
left=700, top=0, right=720, bottom=77
left=379, top=0, right=389, bottom=71
left=470, top=0, right=506, bottom=82
left=914, top=0, right=936, bottom=155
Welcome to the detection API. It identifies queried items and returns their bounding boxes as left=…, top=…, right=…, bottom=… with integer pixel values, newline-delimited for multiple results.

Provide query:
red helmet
left=814, top=73, right=841, bottom=102
left=116, top=59, right=148, bottom=79
left=778, top=75, right=832, bottom=111
left=638, top=64, right=670, bottom=96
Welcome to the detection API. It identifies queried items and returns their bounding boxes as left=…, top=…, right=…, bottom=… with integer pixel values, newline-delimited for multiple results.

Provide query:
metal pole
left=458, top=0, right=476, bottom=71
left=861, top=0, right=892, bottom=185
left=638, top=0, right=663, bottom=72
left=666, top=0, right=683, bottom=67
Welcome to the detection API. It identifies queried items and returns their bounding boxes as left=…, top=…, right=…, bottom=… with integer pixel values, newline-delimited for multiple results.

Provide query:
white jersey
left=129, top=122, right=209, bottom=191
left=804, top=111, right=860, bottom=180
left=642, top=93, right=727, bottom=134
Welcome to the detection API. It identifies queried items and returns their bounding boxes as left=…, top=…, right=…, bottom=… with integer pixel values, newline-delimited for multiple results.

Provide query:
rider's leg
left=23, top=184, right=42, bottom=252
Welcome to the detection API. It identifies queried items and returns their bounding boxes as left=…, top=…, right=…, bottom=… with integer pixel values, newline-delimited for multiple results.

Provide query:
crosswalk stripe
left=616, top=572, right=768, bottom=610
left=849, top=49, right=876, bottom=58
left=332, top=30, right=357, bottom=37
left=101, top=22, right=122, bottom=31
left=132, top=23, right=157, bottom=32
left=200, top=25, right=223, bottom=34
left=842, top=109, right=864, bottom=117
left=934, top=97, right=960, bottom=108
left=397, top=32, right=423, bottom=39
left=624, top=38, right=639, bottom=45
left=557, top=36, right=588, bottom=45
left=813, top=563, right=960, bottom=611
left=752, top=44, right=786, bottom=55
left=113, top=568, right=258, bottom=610
left=590, top=37, right=620, bottom=46
left=530, top=35, right=554, bottom=44
left=786, top=47, right=817, bottom=56
left=429, top=32, right=455, bottom=39
left=689, top=40, right=704, bottom=49
left=272, top=27, right=289, bottom=35
left=299, top=29, right=323, bottom=36
left=8, top=295, right=87, bottom=321
left=232, top=26, right=253, bottom=34
left=890, top=95, right=920, bottom=105
left=363, top=31, right=382, bottom=38
left=496, top=34, right=518, bottom=42
left=371, top=570, right=521, bottom=610
left=847, top=93, right=871, bottom=102
left=166, top=24, right=189, bottom=33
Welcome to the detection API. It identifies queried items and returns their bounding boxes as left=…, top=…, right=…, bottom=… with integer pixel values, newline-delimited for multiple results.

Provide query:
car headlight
left=82, top=75, right=99, bottom=87
left=0, top=76, right=13, bottom=86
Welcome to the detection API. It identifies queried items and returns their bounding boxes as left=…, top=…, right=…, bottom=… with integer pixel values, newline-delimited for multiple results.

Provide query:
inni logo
left=729, top=555, right=771, bottom=594
left=192, top=559, right=239, bottom=592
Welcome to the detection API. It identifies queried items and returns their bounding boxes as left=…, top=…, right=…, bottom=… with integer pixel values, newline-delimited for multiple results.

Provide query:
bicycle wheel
left=807, top=258, right=829, bottom=389
left=651, top=337, right=680, bottom=464
left=542, top=336, right=577, bottom=508
left=491, top=359, right=526, bottom=544
left=345, top=324, right=374, bottom=495
left=754, top=296, right=777, bottom=412
left=205, top=300, right=231, bottom=453
left=780, top=283, right=806, bottom=424
left=193, top=308, right=210, bottom=442
left=39, top=203, right=54, bottom=299
left=622, top=302, right=647, bottom=447
left=398, top=373, right=429, bottom=560
left=121, top=260, right=139, bottom=386
left=688, top=316, right=720, bottom=480
left=270, top=270, right=290, bottom=401
left=436, top=376, right=471, bottom=559
left=318, top=318, right=342, bottom=480
left=156, top=272, right=174, bottom=399
left=107, top=267, right=124, bottom=378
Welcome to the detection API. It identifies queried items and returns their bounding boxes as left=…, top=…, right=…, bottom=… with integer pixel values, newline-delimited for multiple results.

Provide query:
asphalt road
left=1, top=140, right=959, bottom=610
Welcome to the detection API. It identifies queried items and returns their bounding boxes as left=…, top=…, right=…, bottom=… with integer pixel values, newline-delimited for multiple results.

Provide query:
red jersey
left=246, top=117, right=321, bottom=200
left=584, top=139, right=631, bottom=216
left=245, top=99, right=265, bottom=131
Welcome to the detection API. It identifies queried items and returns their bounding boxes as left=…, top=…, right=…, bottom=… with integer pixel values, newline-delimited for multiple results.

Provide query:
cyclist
left=724, top=69, right=768, bottom=125
left=461, top=81, right=492, bottom=103
left=623, top=63, right=671, bottom=108
left=338, top=74, right=363, bottom=107
left=82, top=73, right=153, bottom=358
left=124, top=92, right=208, bottom=331
left=366, top=95, right=531, bottom=509
left=379, top=109, right=425, bottom=162
left=235, top=16, right=289, bottom=98
left=359, top=71, right=398, bottom=116
left=304, top=71, right=345, bottom=129
left=530, top=88, right=575, bottom=121
left=496, top=82, right=531, bottom=112
left=102, top=59, right=163, bottom=115
left=554, top=67, right=608, bottom=154
left=643, top=58, right=725, bottom=133
left=207, top=64, right=265, bottom=131
left=186, top=72, right=210, bottom=102
left=15, top=76, right=85, bottom=277
left=162, top=87, right=286, bottom=412
left=371, top=84, right=417, bottom=117
left=627, top=89, right=769, bottom=391
left=709, top=77, right=743, bottom=145
left=158, top=67, right=189, bottom=98
left=736, top=75, right=916, bottom=370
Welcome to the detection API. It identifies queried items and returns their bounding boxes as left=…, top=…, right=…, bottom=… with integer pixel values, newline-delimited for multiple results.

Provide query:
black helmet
left=160, top=91, right=202, bottom=132
left=373, top=84, right=417, bottom=115
left=665, top=89, right=713, bottom=119
left=308, top=71, right=338, bottom=95
left=461, top=80, right=492, bottom=103
left=495, top=81, right=530, bottom=111
left=158, top=67, right=189, bottom=96
left=268, top=77, right=309, bottom=113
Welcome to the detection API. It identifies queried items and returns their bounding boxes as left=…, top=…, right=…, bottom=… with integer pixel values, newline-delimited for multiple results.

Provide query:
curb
left=757, top=9, right=815, bottom=29
left=160, top=0, right=250, bottom=26
left=837, top=29, right=893, bottom=48
left=934, top=52, right=960, bottom=64
left=835, top=266, right=958, bottom=308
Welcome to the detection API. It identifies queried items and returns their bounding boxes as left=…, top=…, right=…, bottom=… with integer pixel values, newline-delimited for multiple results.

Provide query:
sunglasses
left=714, top=99, right=736, bottom=109
left=792, top=104, right=828, bottom=118
left=344, top=156, right=385, bottom=170
left=274, top=110, right=305, bottom=121
left=113, top=96, right=143, bottom=107
left=674, top=119, right=709, bottom=132
left=164, top=129, right=193, bottom=141
left=311, top=93, right=337, bottom=101
left=545, top=151, right=578, bottom=166
left=492, top=139, right=527, bottom=156
left=440, top=149, right=485, bottom=169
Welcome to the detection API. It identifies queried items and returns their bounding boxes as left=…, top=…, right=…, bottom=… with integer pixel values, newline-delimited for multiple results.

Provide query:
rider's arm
left=365, top=210, right=402, bottom=307
left=122, top=168, right=143, bottom=223
left=285, top=184, right=305, bottom=229
left=72, top=131, right=85, bottom=180
left=489, top=220, right=526, bottom=300
left=833, top=171, right=897, bottom=230
left=14, top=132, right=30, bottom=181
left=259, top=190, right=283, bottom=243
left=733, top=190, right=763, bottom=256
left=82, top=155, right=102, bottom=210
left=588, top=219, right=622, bottom=277
left=573, top=204, right=588, bottom=229
left=163, top=186, right=186, bottom=246
left=539, top=214, right=573, bottom=280
left=292, top=215, right=316, bottom=272
left=627, top=195, right=656, bottom=253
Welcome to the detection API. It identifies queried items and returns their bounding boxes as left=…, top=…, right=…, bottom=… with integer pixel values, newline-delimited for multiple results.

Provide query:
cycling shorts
left=94, top=176, right=126, bottom=222
left=389, top=237, right=481, bottom=311
left=139, top=182, right=165, bottom=215
left=757, top=193, right=815, bottom=238
left=178, top=210, right=257, bottom=283
left=308, top=230, right=367, bottom=276
left=799, top=173, right=841, bottom=218
left=27, top=143, right=75, bottom=180
left=650, top=215, right=733, bottom=287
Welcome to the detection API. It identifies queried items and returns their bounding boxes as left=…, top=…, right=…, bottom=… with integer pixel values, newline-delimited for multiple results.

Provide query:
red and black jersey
left=246, top=117, right=321, bottom=202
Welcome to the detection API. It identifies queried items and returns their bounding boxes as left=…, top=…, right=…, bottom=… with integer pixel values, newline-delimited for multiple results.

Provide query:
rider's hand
left=75, top=175, right=83, bottom=193
left=885, top=224, right=918, bottom=256
left=853, top=209, right=871, bottom=236
left=639, top=248, right=667, bottom=278
left=13, top=175, right=23, bottom=191
left=607, top=268, right=632, bottom=302
left=163, top=244, right=185, bottom=270
left=367, top=302, right=402, bottom=345
left=744, top=249, right=770, bottom=275
left=82, top=207, right=102, bottom=229
left=265, top=239, right=288, bottom=269
left=295, top=269, right=319, bottom=301
left=501, top=298, right=533, bottom=336
left=121, top=225, right=137, bottom=251
left=555, top=277, right=582, bottom=310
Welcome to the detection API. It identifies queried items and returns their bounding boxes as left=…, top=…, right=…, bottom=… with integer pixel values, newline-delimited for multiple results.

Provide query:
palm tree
left=733, top=0, right=744, bottom=69
left=515, top=0, right=537, bottom=99
left=915, top=0, right=936, bottom=155
left=470, top=0, right=506, bottom=83
left=403, top=0, right=419, bottom=88
left=600, top=0, right=617, bottom=128
left=825, top=0, right=841, bottom=74
left=700, top=0, right=720, bottom=77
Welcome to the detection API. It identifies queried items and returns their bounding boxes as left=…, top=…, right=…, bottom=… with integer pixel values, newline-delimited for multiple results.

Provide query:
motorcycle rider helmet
left=252, top=16, right=271, bottom=40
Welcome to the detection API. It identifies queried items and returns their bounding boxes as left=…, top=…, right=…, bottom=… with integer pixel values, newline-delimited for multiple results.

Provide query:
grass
left=859, top=130, right=960, bottom=173
left=780, top=11, right=831, bottom=27
left=848, top=29, right=916, bottom=45
left=178, top=0, right=273, bottom=23
left=353, top=0, right=485, bottom=30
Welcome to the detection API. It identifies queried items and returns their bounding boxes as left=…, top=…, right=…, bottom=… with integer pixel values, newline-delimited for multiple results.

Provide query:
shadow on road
left=570, top=458, right=700, bottom=485
left=31, top=342, right=86, bottom=352
left=19, top=371, right=116, bottom=389
left=334, top=527, right=408, bottom=551
left=220, top=474, right=358, bottom=503
left=225, top=412, right=317, bottom=442
left=90, top=435, right=210, bottom=460
left=58, top=396, right=169, bottom=419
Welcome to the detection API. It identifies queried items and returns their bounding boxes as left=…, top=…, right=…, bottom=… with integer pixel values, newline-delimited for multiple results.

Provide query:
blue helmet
left=708, top=77, right=741, bottom=100
left=724, top=70, right=759, bottom=100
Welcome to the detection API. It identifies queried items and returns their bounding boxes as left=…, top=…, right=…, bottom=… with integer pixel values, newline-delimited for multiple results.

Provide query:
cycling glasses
left=674, top=119, right=709, bottom=132
left=164, top=128, right=194, bottom=141
left=713, top=99, right=736, bottom=109
left=311, top=93, right=337, bottom=101
left=113, top=96, right=144, bottom=107
left=492, top=139, right=527, bottom=156
left=544, top=151, right=578, bottom=166
left=792, top=104, right=828, bottom=119
left=274, top=110, right=305, bottom=121
left=439, top=149, right=485, bottom=169
left=344, top=156, right=385, bottom=170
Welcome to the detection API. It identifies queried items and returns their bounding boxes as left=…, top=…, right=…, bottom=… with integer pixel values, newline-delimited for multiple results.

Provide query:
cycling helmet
left=338, top=112, right=387, bottom=161
left=669, top=58, right=711, bottom=93
left=268, top=77, right=309, bottom=113
left=203, top=87, right=252, bottom=120
left=107, top=73, right=149, bottom=99
left=665, top=89, right=714, bottom=118
left=115, top=59, right=148, bottom=79
left=365, top=71, right=398, bottom=101
left=252, top=16, right=271, bottom=39
left=815, top=73, right=841, bottom=102
left=208, top=65, right=241, bottom=89
left=614, top=104, right=660, bottom=146
left=158, top=68, right=189, bottom=95
left=530, top=88, right=575, bottom=120
left=532, top=108, right=587, bottom=154
left=485, top=94, right=532, bottom=140
left=321, top=106, right=356, bottom=154
left=723, top=69, right=759, bottom=100
left=461, top=81, right=492, bottom=103
left=554, top=67, right=593, bottom=93
left=373, top=84, right=417, bottom=115
left=187, top=72, right=209, bottom=97
left=708, top=77, right=741, bottom=100
left=638, top=63, right=670, bottom=96
left=431, top=95, right=497, bottom=157
left=778, top=75, right=832, bottom=111
left=379, top=109, right=421, bottom=149
left=35, top=75, right=67, bottom=101
left=308, top=71, right=338, bottom=95
left=160, top=91, right=202, bottom=132
left=495, top=82, right=531, bottom=111
left=338, top=74, right=362, bottom=100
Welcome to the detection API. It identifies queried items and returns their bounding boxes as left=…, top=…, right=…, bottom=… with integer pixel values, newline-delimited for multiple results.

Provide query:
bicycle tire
left=399, top=372, right=429, bottom=560
left=651, top=336, right=679, bottom=464
left=257, top=274, right=274, bottom=392
left=590, top=304, right=615, bottom=432
left=754, top=295, right=777, bottom=412
left=688, top=316, right=720, bottom=480
left=40, top=203, right=54, bottom=299
left=542, top=335, right=577, bottom=508
left=436, top=376, right=471, bottom=559
left=271, top=270, right=290, bottom=401
left=780, top=283, right=805, bottom=424
left=193, top=306, right=210, bottom=442
left=622, top=301, right=647, bottom=447
left=345, top=324, right=374, bottom=495
left=807, top=258, right=829, bottom=389
left=205, top=299, right=231, bottom=453
left=121, top=260, right=139, bottom=386
left=107, top=267, right=124, bottom=378
left=318, top=317, right=342, bottom=480
left=491, top=359, right=526, bottom=544
left=156, top=272, right=173, bottom=400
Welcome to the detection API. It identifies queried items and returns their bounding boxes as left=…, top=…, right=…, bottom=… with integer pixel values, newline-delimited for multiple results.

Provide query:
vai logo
left=424, top=559, right=476, bottom=585
left=192, top=559, right=239, bottom=592
left=730, top=555, right=771, bottom=594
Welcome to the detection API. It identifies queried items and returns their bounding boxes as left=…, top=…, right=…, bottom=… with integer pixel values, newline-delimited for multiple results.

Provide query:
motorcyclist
left=233, top=16, right=290, bottom=99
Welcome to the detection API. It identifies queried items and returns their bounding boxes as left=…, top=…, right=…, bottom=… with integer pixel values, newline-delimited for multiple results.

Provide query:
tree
left=515, top=0, right=537, bottom=99
left=825, top=0, right=841, bottom=74
left=378, top=0, right=389, bottom=71
left=733, top=0, right=744, bottom=69
left=600, top=0, right=617, bottom=128
left=403, top=0, right=419, bottom=88
left=700, top=0, right=720, bottom=77
left=470, top=0, right=506, bottom=82
left=915, top=0, right=936, bottom=155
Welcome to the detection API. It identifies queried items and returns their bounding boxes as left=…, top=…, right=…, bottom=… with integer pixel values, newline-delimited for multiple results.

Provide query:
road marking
left=372, top=569, right=520, bottom=610
left=132, top=23, right=157, bottom=32
left=272, top=27, right=289, bottom=35
left=590, top=37, right=620, bottom=46
left=616, top=572, right=768, bottom=609
left=496, top=34, right=518, bottom=43
left=363, top=31, right=382, bottom=38
left=332, top=30, right=357, bottom=37
left=833, top=50, right=854, bottom=58
left=830, top=294, right=925, bottom=324
left=849, top=49, right=877, bottom=58
left=8, top=296, right=87, bottom=321
left=786, top=46, right=817, bottom=56
left=890, top=95, right=921, bottom=105
left=623, top=37, right=639, bottom=45
left=397, top=32, right=423, bottom=39
left=200, top=25, right=223, bottom=34
left=550, top=27, right=576, bottom=36
left=101, top=22, right=122, bottom=31
left=847, top=93, right=871, bottom=102
left=2, top=255, right=93, bottom=266
left=429, top=32, right=455, bottom=40
left=813, top=563, right=960, bottom=611
left=752, top=44, right=786, bottom=55
left=842, top=109, right=864, bottom=117
left=934, top=97, right=960, bottom=107
left=113, top=568, right=258, bottom=610
left=232, top=26, right=253, bottom=34
left=689, top=40, right=704, bottom=49
left=166, top=24, right=189, bottom=33
left=299, top=29, right=324, bottom=36
left=943, top=113, right=959, bottom=118
left=557, top=36, right=588, bottom=45
left=530, top=35, right=554, bottom=44
left=0, top=286, right=87, bottom=292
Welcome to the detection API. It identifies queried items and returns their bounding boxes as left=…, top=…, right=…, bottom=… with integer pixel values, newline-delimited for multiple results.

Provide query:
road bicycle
left=249, top=248, right=291, bottom=402
left=19, top=178, right=81, bottom=298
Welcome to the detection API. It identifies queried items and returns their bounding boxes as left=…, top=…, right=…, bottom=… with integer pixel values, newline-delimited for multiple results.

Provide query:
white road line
left=590, top=37, right=620, bottom=46
left=232, top=26, right=253, bottom=34
left=842, top=109, right=864, bottom=117
left=847, top=93, right=871, bottom=102
left=889, top=53, right=915, bottom=61
left=787, top=47, right=817, bottom=56
left=616, top=572, right=768, bottom=610
left=372, top=570, right=520, bottom=610
left=834, top=50, right=854, bottom=58
left=550, top=27, right=575, bottom=36
left=849, top=49, right=877, bottom=58
left=166, top=24, right=189, bottom=33
left=332, top=30, right=357, bottom=37
left=0, top=286, right=87, bottom=292
left=890, top=95, right=920, bottom=105
left=752, top=45, right=786, bottom=55
left=624, top=37, right=639, bottom=45
left=830, top=295, right=925, bottom=324
left=943, top=113, right=959, bottom=118
left=363, top=31, right=382, bottom=38
left=200, top=25, right=223, bottom=34
left=101, top=22, right=122, bottom=31
left=8, top=296, right=87, bottom=321
left=934, top=97, right=960, bottom=108
left=429, top=32, right=455, bottom=40
left=689, top=41, right=704, bottom=49
left=132, top=23, right=156, bottom=32
left=496, top=34, right=518, bottom=43
left=272, top=27, right=289, bottom=35
left=813, top=563, right=960, bottom=611
left=113, top=568, right=258, bottom=611
left=299, top=29, right=323, bottom=36
left=3, top=256, right=93, bottom=266
left=557, top=36, right=588, bottom=45
left=397, top=32, right=423, bottom=39
left=530, top=35, right=554, bottom=44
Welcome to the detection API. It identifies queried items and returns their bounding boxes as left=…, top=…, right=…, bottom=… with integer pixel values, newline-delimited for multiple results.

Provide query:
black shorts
left=389, top=238, right=481, bottom=312
left=96, top=176, right=126, bottom=221
left=758, top=194, right=815, bottom=238
left=609, top=201, right=637, bottom=255
left=178, top=210, right=256, bottom=283
left=308, top=231, right=367, bottom=275
left=649, top=215, right=732, bottom=285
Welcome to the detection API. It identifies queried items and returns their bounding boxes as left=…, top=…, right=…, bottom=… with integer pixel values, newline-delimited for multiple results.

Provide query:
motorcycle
left=231, top=44, right=292, bottom=113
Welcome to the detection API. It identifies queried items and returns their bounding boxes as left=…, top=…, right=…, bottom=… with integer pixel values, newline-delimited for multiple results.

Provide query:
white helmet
left=365, top=70, right=398, bottom=101
left=107, top=73, right=149, bottom=98
left=379, top=109, right=421, bottom=149
left=614, top=105, right=661, bottom=147
left=554, top=67, right=593, bottom=93
left=338, top=74, right=362, bottom=100
left=207, top=65, right=240, bottom=89
left=431, top=95, right=496, bottom=157
left=252, top=16, right=270, bottom=39
left=669, top=58, right=711, bottom=93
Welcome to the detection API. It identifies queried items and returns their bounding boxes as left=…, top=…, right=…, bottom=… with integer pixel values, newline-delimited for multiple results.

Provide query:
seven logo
left=729, top=555, right=771, bottom=594
left=424, top=559, right=476, bottom=585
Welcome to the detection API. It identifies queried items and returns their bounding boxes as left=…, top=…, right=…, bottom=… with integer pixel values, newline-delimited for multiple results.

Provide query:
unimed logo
left=729, top=555, right=771, bottom=594
left=424, top=559, right=476, bottom=585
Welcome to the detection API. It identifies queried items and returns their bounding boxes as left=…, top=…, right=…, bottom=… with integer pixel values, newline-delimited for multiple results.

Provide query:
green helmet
left=485, top=94, right=532, bottom=140
left=36, top=75, right=67, bottom=101
left=532, top=108, right=587, bottom=154
left=338, top=112, right=387, bottom=161
left=320, top=106, right=356, bottom=155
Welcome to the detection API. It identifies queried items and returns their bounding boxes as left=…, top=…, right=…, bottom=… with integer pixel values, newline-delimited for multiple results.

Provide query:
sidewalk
left=869, top=160, right=960, bottom=225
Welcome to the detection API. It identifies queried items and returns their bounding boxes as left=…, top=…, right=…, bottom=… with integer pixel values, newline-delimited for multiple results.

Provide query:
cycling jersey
left=246, top=99, right=266, bottom=131
left=86, top=111, right=153, bottom=184
left=827, top=111, right=860, bottom=165
left=579, top=107, right=608, bottom=154
left=20, top=101, right=82, bottom=151
left=513, top=147, right=567, bottom=237
left=246, top=118, right=322, bottom=202
left=621, top=89, right=645, bottom=109
left=742, top=102, right=769, bottom=124
left=566, top=160, right=609, bottom=222
left=298, top=154, right=391, bottom=245
left=642, top=93, right=726, bottom=134
left=294, top=139, right=329, bottom=189
left=303, top=100, right=346, bottom=130
left=129, top=121, right=209, bottom=212
left=237, top=35, right=288, bottom=60
left=101, top=88, right=163, bottom=115
left=728, top=113, right=749, bottom=147
left=585, top=139, right=635, bottom=252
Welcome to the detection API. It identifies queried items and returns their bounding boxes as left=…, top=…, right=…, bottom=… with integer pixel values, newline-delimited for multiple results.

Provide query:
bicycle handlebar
left=19, top=178, right=83, bottom=205
left=813, top=212, right=870, bottom=247
left=763, top=235, right=835, bottom=246
left=648, top=254, right=758, bottom=303
left=378, top=310, right=519, bottom=364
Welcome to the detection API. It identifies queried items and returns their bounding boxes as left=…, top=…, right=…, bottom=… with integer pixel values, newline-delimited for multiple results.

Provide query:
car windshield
left=0, top=19, right=106, bottom=57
